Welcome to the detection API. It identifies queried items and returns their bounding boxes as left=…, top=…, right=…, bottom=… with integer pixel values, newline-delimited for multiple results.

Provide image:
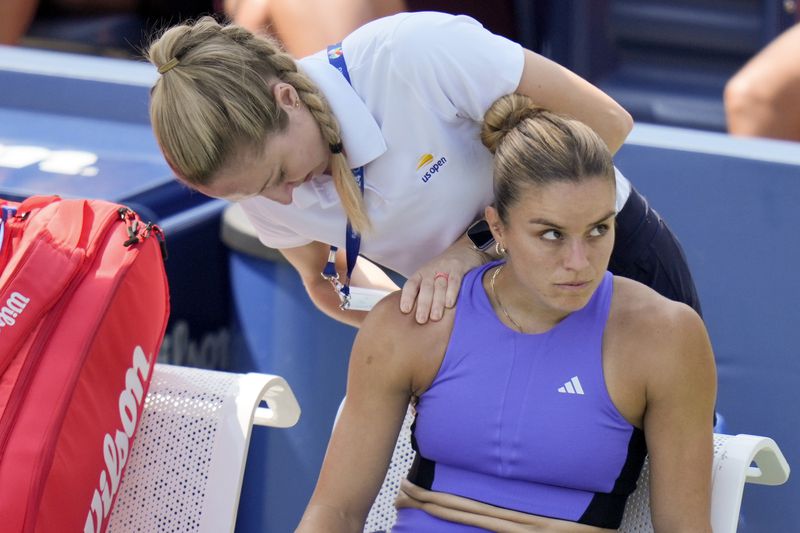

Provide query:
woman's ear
left=272, top=82, right=300, bottom=111
left=485, top=205, right=504, bottom=243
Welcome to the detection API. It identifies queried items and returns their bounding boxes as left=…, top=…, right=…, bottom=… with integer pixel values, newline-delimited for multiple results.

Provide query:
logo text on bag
left=83, top=346, right=151, bottom=533
left=0, top=292, right=30, bottom=329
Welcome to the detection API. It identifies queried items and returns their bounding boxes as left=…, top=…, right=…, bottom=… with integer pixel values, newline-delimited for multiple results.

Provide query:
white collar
left=298, top=53, right=387, bottom=169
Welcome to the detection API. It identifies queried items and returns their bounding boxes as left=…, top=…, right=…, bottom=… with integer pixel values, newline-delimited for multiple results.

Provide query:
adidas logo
left=558, top=376, right=584, bottom=395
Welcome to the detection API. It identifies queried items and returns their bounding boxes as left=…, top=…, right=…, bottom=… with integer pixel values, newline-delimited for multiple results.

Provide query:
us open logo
left=416, top=153, right=448, bottom=183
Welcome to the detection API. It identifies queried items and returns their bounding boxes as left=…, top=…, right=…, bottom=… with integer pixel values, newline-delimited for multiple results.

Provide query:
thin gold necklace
left=490, top=264, right=524, bottom=333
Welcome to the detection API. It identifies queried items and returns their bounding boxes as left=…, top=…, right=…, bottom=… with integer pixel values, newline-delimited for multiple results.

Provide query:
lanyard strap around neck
left=322, top=43, right=365, bottom=309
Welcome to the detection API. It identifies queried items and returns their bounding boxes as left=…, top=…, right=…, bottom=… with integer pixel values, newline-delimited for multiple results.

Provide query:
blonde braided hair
left=147, top=17, right=370, bottom=233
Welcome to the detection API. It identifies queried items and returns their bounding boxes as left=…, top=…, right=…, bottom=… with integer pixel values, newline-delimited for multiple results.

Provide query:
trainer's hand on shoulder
left=400, top=240, right=487, bottom=324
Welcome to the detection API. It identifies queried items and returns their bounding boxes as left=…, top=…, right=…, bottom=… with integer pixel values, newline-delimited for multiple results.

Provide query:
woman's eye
left=589, top=224, right=609, bottom=237
left=542, top=229, right=562, bottom=241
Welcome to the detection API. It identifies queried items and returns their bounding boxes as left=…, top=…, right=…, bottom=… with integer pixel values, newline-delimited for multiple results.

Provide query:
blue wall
left=616, top=124, right=800, bottom=532
left=227, top=254, right=357, bottom=533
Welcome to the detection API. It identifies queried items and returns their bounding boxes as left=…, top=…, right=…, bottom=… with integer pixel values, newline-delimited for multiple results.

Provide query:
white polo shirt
left=239, top=11, right=630, bottom=278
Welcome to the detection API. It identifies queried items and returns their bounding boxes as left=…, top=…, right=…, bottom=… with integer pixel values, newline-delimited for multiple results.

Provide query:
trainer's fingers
left=429, top=275, right=450, bottom=321
left=400, top=275, right=421, bottom=314
left=444, top=272, right=462, bottom=309
left=414, top=277, right=435, bottom=324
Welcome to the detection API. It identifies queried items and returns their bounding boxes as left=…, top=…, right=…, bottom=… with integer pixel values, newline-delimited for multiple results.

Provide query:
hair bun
left=480, top=94, right=547, bottom=154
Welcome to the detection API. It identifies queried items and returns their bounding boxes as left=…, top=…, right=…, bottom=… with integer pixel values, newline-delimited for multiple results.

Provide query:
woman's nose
left=563, top=239, right=590, bottom=271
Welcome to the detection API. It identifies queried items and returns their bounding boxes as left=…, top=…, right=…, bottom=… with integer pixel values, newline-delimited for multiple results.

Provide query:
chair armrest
left=711, top=433, right=791, bottom=533
left=717, top=434, right=790, bottom=486
left=244, top=372, right=301, bottom=428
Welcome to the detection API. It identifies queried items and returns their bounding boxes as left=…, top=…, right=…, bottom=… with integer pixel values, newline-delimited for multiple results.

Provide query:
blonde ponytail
left=329, top=152, right=371, bottom=234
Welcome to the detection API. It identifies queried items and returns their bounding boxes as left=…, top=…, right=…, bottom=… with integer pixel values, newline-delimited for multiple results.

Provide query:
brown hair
left=147, top=17, right=370, bottom=232
left=480, top=94, right=614, bottom=223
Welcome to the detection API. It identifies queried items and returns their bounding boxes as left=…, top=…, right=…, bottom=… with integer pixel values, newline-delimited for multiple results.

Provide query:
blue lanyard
left=323, top=43, right=365, bottom=310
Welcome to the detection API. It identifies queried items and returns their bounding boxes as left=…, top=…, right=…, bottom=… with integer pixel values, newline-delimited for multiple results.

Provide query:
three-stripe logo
left=558, top=376, right=584, bottom=395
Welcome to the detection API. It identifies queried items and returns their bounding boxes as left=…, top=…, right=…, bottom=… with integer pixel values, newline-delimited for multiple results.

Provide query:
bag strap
left=0, top=198, right=119, bottom=374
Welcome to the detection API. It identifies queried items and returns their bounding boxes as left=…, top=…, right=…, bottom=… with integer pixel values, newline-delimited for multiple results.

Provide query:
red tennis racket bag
left=0, top=195, right=169, bottom=533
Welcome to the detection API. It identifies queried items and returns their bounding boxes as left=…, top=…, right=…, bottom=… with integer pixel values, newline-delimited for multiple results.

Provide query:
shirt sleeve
left=238, top=199, right=313, bottom=250
left=388, top=12, right=525, bottom=122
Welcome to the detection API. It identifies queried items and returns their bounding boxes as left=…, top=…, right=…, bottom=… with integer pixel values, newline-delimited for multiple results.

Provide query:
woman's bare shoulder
left=355, top=292, right=456, bottom=395
left=607, top=276, right=711, bottom=370
left=610, top=276, right=703, bottom=333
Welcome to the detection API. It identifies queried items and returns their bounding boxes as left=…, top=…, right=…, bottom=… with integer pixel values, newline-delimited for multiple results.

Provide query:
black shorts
left=609, top=187, right=702, bottom=316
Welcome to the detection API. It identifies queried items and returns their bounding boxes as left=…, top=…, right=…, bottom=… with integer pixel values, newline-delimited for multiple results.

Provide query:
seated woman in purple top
left=296, top=94, right=717, bottom=532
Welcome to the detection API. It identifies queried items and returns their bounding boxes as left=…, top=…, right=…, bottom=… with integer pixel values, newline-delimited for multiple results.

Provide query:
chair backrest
left=365, top=409, right=791, bottom=533
left=107, top=363, right=301, bottom=533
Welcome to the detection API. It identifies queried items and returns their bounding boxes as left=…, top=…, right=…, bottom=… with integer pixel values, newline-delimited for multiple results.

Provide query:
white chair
left=619, top=433, right=790, bottom=532
left=108, top=363, right=301, bottom=533
left=365, top=410, right=791, bottom=533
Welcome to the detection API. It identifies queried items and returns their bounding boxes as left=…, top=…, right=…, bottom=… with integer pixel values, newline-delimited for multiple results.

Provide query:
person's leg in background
left=1, top=0, right=141, bottom=47
left=724, top=23, right=800, bottom=142
left=0, top=0, right=41, bottom=44
left=224, top=0, right=406, bottom=57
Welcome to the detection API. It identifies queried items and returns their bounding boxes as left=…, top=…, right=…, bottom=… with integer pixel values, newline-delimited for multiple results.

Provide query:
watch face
left=467, top=219, right=494, bottom=251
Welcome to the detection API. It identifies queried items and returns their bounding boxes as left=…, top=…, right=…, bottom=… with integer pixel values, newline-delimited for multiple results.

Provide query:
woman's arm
left=296, top=293, right=449, bottom=531
left=642, top=303, right=717, bottom=532
left=515, top=49, right=633, bottom=154
left=281, top=241, right=400, bottom=328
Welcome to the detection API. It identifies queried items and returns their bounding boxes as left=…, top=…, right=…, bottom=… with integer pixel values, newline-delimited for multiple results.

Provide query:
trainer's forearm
left=303, top=276, right=367, bottom=328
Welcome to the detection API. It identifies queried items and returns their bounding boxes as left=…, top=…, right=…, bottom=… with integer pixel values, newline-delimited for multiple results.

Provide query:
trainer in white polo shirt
left=239, top=13, right=523, bottom=280
left=148, top=11, right=702, bottom=328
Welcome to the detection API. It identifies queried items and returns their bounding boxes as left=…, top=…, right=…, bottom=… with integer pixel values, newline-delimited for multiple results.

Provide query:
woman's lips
left=554, top=281, right=591, bottom=291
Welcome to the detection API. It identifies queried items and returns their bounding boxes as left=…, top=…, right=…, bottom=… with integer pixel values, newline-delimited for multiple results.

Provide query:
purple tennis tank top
left=396, top=261, right=646, bottom=530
